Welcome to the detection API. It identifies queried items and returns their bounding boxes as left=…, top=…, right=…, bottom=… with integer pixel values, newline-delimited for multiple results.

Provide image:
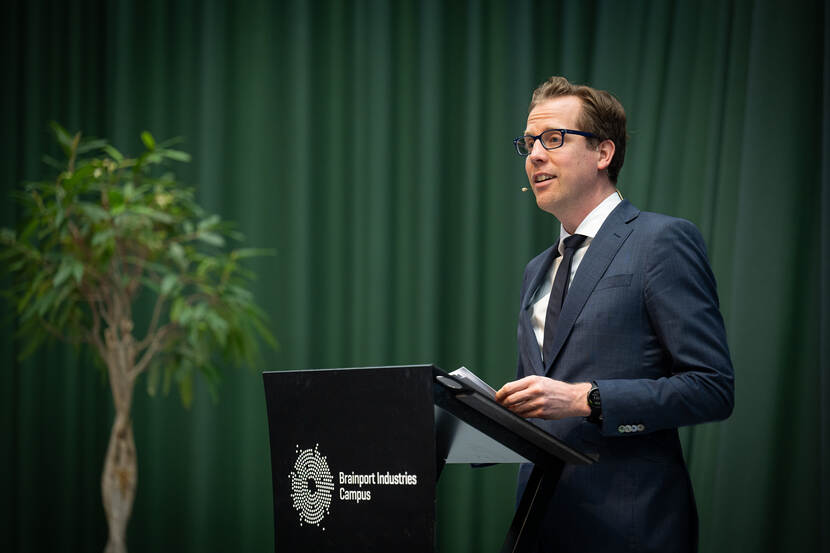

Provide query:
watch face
left=588, top=388, right=601, bottom=408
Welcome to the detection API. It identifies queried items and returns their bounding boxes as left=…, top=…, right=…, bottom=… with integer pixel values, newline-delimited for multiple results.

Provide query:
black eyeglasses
left=513, top=128, right=598, bottom=156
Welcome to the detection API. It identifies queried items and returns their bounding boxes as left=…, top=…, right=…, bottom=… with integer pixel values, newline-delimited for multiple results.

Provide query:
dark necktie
left=542, top=234, right=588, bottom=365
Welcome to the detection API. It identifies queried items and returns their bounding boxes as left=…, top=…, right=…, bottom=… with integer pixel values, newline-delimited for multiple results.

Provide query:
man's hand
left=495, top=376, right=592, bottom=420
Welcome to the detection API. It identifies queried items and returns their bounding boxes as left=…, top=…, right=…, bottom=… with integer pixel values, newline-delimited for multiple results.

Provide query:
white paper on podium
left=449, top=366, right=497, bottom=398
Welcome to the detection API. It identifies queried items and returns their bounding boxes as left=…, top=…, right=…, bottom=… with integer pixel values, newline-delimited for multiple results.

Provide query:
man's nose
left=528, top=139, right=547, bottom=161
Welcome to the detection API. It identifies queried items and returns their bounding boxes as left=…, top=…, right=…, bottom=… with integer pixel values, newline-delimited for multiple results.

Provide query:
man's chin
left=534, top=194, right=560, bottom=217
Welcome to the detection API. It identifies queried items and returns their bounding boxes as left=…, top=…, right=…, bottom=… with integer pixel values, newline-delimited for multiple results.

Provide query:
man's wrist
left=573, top=382, right=592, bottom=416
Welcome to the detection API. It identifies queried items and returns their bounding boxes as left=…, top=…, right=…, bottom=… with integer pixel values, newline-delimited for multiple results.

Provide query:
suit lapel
left=544, top=201, right=639, bottom=376
left=520, top=245, right=560, bottom=376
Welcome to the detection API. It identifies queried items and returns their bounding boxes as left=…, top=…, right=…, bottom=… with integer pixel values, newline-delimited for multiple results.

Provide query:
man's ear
left=596, top=139, right=615, bottom=171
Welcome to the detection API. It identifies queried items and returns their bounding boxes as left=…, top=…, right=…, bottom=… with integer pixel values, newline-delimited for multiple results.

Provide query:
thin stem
left=136, top=292, right=167, bottom=352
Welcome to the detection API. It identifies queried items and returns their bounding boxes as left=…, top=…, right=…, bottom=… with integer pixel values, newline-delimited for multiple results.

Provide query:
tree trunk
left=101, top=408, right=137, bottom=553
left=100, top=314, right=139, bottom=553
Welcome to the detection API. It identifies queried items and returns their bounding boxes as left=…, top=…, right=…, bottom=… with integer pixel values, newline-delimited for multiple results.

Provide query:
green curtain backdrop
left=1, top=0, right=827, bottom=551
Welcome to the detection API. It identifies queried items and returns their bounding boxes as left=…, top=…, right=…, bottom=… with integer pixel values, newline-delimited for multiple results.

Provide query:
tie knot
left=562, top=234, right=587, bottom=251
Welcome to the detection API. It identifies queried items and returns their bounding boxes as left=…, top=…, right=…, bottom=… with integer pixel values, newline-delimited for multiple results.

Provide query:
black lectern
left=263, top=365, right=594, bottom=553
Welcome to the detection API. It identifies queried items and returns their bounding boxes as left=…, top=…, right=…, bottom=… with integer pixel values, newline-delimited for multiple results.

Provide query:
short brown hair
left=530, top=76, right=628, bottom=183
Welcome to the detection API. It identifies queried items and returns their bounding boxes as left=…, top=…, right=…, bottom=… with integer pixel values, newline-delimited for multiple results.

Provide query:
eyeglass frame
left=513, top=128, right=599, bottom=156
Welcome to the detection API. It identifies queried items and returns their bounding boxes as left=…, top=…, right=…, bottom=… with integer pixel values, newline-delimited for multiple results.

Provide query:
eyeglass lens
left=517, top=130, right=563, bottom=155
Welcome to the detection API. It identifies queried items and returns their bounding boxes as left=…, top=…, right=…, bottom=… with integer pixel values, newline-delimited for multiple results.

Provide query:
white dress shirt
left=531, top=191, right=622, bottom=355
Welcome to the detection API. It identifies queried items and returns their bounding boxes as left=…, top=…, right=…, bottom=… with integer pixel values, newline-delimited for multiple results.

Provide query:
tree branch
left=65, top=220, right=108, bottom=283
left=82, top=286, right=107, bottom=359
left=111, top=241, right=129, bottom=315
left=123, top=246, right=147, bottom=299
left=96, top=283, right=116, bottom=329
left=130, top=324, right=177, bottom=380
left=136, top=292, right=167, bottom=352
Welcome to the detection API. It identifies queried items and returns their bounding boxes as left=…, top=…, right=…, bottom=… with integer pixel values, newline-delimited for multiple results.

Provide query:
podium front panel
left=263, top=366, right=436, bottom=553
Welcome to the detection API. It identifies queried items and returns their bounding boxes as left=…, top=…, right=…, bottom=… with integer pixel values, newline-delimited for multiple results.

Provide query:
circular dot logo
left=289, top=444, right=334, bottom=528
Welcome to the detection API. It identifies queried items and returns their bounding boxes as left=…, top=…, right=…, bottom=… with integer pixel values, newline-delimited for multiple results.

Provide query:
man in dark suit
left=494, top=76, right=734, bottom=552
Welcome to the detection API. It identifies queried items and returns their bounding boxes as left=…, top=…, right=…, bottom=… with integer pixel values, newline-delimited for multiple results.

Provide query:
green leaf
left=145, top=152, right=163, bottom=165
left=169, top=242, right=187, bottom=269
left=178, top=368, right=193, bottom=409
left=20, top=217, right=38, bottom=240
left=161, top=149, right=191, bottom=163
left=0, top=228, right=15, bottom=244
left=17, top=272, right=46, bottom=315
left=54, top=205, right=64, bottom=229
left=35, top=287, right=58, bottom=317
left=231, top=247, right=276, bottom=260
left=160, top=273, right=178, bottom=296
left=8, top=259, right=25, bottom=272
left=130, top=205, right=175, bottom=224
left=197, top=214, right=220, bottom=231
left=197, top=232, right=224, bottom=248
left=64, top=164, right=95, bottom=185
left=147, top=363, right=160, bottom=397
left=250, top=309, right=278, bottom=349
left=78, top=202, right=111, bottom=222
left=190, top=302, right=207, bottom=322
left=198, top=362, right=221, bottom=403
left=42, top=154, right=65, bottom=171
left=107, top=187, right=125, bottom=210
left=205, top=311, right=229, bottom=346
left=17, top=329, right=47, bottom=361
left=141, top=276, right=161, bottom=294
left=103, top=144, right=124, bottom=162
left=50, top=122, right=74, bottom=158
left=76, top=139, right=108, bottom=154
left=170, top=297, right=186, bottom=323
left=91, top=229, right=115, bottom=247
left=71, top=261, right=84, bottom=284
left=227, top=284, right=253, bottom=303
left=196, top=257, right=219, bottom=278
left=141, top=131, right=156, bottom=150
left=53, top=259, right=74, bottom=287
left=123, top=182, right=135, bottom=200
left=163, top=363, right=174, bottom=395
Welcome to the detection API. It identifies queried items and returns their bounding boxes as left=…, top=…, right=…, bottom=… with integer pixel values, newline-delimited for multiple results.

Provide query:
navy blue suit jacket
left=515, top=200, right=734, bottom=553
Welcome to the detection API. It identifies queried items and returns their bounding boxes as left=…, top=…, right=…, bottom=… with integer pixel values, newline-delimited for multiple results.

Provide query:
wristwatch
left=587, top=381, right=602, bottom=423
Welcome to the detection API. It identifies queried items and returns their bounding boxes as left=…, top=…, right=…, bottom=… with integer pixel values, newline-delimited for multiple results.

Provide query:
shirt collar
left=557, top=191, right=622, bottom=254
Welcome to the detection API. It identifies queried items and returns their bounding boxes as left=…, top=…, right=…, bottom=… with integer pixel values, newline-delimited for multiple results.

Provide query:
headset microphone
left=521, top=187, right=529, bottom=192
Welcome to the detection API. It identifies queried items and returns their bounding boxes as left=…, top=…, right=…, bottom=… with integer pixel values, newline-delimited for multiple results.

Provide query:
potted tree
left=1, top=124, right=276, bottom=553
